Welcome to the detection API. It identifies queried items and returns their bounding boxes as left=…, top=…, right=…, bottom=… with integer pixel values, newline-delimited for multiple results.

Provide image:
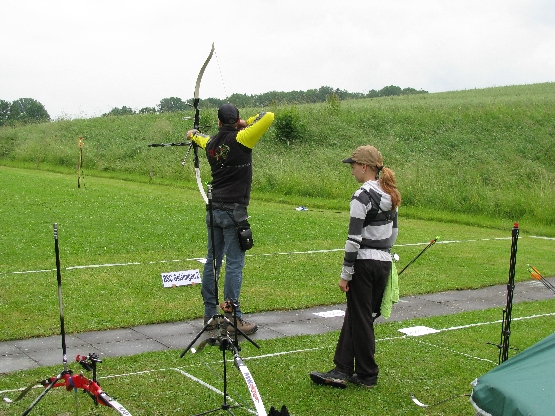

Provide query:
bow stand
left=2, top=224, right=132, bottom=415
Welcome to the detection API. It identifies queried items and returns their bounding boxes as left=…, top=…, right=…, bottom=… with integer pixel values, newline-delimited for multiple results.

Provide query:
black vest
left=206, top=127, right=253, bottom=206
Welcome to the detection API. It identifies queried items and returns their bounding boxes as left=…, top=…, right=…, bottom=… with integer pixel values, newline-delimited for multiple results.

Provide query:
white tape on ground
left=2, top=236, right=536, bottom=276
left=3, top=314, right=553, bottom=398
left=172, top=368, right=258, bottom=415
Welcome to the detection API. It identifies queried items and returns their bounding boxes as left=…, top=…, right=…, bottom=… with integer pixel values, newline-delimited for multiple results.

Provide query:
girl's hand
left=339, top=279, right=350, bottom=292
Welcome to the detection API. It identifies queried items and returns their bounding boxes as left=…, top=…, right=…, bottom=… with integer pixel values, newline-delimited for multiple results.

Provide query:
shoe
left=203, top=316, right=220, bottom=331
left=204, top=316, right=223, bottom=338
left=349, top=374, right=378, bottom=388
left=224, top=313, right=258, bottom=335
left=309, top=369, right=349, bottom=389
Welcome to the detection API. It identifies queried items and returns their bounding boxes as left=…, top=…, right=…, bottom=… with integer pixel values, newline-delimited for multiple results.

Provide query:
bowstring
left=213, top=48, right=229, bottom=101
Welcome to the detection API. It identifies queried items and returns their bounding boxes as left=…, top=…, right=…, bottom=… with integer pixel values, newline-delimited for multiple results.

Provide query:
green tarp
left=471, top=332, right=555, bottom=416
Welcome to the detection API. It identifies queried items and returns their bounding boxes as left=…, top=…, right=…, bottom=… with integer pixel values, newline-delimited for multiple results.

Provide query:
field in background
left=1, top=83, right=554, bottom=230
left=1, top=167, right=554, bottom=341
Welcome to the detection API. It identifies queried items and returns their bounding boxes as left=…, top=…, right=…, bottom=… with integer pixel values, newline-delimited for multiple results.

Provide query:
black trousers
left=333, top=259, right=391, bottom=377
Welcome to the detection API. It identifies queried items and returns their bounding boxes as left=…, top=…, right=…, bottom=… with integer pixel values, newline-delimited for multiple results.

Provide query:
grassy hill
left=1, top=82, right=554, bottom=233
left=1, top=83, right=554, bottom=416
left=2, top=82, right=555, bottom=341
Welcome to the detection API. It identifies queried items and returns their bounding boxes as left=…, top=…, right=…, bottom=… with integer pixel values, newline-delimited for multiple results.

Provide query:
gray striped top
left=340, top=180, right=398, bottom=281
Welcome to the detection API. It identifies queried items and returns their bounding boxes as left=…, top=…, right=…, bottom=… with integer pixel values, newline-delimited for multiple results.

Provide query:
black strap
left=361, top=188, right=394, bottom=226
left=212, top=196, right=247, bottom=230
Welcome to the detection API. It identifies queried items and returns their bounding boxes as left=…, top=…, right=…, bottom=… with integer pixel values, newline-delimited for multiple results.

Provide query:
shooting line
left=2, top=236, right=537, bottom=277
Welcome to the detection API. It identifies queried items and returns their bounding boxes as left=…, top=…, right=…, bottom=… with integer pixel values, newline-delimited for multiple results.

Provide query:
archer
left=187, top=103, right=274, bottom=336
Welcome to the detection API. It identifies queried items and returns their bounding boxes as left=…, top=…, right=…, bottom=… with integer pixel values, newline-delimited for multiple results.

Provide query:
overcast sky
left=2, top=0, right=554, bottom=120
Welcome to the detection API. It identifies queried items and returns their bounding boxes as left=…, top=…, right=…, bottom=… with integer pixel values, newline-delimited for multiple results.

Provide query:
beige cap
left=342, top=145, right=383, bottom=166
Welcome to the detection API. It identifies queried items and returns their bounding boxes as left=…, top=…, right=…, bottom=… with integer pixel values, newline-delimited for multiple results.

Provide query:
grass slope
left=1, top=83, right=554, bottom=228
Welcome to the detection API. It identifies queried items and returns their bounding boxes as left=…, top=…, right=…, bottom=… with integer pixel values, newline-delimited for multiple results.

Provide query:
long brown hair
left=379, top=167, right=401, bottom=210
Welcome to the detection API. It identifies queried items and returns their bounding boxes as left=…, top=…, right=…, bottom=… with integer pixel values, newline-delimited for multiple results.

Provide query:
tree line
left=1, top=85, right=428, bottom=125
left=103, top=85, right=428, bottom=116
left=0, top=98, right=50, bottom=126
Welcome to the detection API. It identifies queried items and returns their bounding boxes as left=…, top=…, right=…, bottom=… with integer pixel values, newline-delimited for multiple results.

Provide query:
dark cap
left=218, top=103, right=239, bottom=124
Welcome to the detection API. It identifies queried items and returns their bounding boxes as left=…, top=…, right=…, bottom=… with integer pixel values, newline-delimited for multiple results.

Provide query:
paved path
left=2, top=278, right=554, bottom=374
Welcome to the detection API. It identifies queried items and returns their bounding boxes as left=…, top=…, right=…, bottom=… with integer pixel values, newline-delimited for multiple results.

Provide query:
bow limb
left=234, top=353, right=266, bottom=415
left=194, top=162, right=208, bottom=204
left=98, top=392, right=133, bottom=415
left=191, top=42, right=215, bottom=204
left=194, top=42, right=215, bottom=105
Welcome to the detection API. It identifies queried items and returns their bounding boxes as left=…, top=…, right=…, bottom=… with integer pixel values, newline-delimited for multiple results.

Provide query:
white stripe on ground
left=3, top=236, right=544, bottom=276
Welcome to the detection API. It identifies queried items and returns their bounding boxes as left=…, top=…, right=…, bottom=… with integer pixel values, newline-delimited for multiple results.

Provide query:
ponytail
left=379, top=167, right=401, bottom=209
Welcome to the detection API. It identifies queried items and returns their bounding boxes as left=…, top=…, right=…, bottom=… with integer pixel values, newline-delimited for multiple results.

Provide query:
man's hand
left=186, top=129, right=198, bottom=140
left=339, top=278, right=349, bottom=292
left=236, top=119, right=247, bottom=130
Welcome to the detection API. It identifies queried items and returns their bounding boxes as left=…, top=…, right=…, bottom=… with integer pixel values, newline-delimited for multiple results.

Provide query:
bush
left=273, top=107, right=307, bottom=145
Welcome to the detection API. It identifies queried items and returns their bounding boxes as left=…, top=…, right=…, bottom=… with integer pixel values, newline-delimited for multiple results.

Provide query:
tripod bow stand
left=3, top=224, right=132, bottom=415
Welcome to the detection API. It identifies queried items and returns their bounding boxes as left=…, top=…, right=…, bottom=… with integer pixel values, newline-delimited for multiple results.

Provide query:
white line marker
left=3, top=236, right=545, bottom=276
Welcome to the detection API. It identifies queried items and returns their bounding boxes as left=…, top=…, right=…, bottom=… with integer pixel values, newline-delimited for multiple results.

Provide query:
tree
left=402, top=87, right=428, bottom=95
left=103, top=106, right=135, bottom=116
left=9, top=98, right=50, bottom=124
left=24, top=99, right=51, bottom=123
left=378, top=85, right=403, bottom=97
left=157, top=97, right=187, bottom=113
left=139, top=107, right=156, bottom=114
left=0, top=100, right=10, bottom=126
left=273, top=106, right=307, bottom=145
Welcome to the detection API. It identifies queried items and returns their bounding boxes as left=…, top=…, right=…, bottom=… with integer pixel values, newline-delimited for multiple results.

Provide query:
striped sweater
left=341, top=180, right=398, bottom=281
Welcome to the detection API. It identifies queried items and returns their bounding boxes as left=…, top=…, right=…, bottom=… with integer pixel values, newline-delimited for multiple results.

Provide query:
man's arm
left=236, top=112, right=274, bottom=149
left=186, top=129, right=210, bottom=149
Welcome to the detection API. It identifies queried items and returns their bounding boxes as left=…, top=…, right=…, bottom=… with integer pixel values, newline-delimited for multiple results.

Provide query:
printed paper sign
left=161, top=269, right=201, bottom=288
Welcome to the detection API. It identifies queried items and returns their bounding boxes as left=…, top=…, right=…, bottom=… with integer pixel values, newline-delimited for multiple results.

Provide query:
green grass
left=1, top=167, right=554, bottom=341
left=1, top=83, right=555, bottom=414
left=1, top=300, right=554, bottom=415
left=0, top=168, right=555, bottom=340
left=1, top=83, right=555, bottom=227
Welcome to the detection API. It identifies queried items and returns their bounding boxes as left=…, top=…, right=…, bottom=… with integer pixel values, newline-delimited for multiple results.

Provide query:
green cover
left=471, top=332, right=555, bottom=416
left=380, top=261, right=399, bottom=319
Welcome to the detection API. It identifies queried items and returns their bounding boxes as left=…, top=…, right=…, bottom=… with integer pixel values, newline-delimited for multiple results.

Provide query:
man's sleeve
left=190, top=131, right=210, bottom=149
left=236, top=112, right=274, bottom=149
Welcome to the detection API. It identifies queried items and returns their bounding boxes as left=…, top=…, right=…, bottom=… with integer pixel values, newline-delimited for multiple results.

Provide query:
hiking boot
left=203, top=316, right=220, bottom=331
left=223, top=313, right=258, bottom=335
left=349, top=374, right=378, bottom=388
left=309, top=368, right=349, bottom=389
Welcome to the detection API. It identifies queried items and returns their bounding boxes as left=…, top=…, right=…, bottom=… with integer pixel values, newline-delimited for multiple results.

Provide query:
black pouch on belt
left=237, top=220, right=253, bottom=251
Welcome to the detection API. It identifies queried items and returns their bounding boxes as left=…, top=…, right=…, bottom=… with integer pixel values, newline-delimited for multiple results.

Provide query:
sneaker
left=224, top=313, right=258, bottom=335
left=309, top=369, right=349, bottom=389
left=349, top=374, right=378, bottom=388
